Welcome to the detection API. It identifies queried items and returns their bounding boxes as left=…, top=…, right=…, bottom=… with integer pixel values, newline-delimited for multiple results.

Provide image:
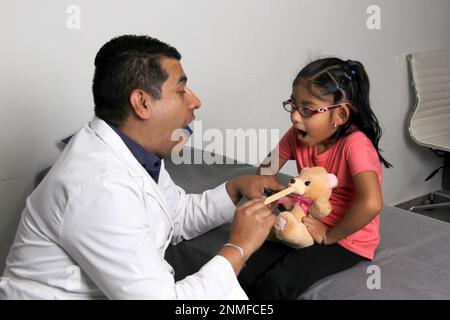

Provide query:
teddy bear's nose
left=290, top=178, right=296, bottom=184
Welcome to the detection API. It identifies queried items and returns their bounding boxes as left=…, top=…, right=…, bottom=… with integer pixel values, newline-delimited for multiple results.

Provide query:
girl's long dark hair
left=293, top=57, right=392, bottom=168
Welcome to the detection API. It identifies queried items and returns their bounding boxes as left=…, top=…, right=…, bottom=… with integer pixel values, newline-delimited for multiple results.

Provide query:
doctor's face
left=150, top=58, right=201, bottom=157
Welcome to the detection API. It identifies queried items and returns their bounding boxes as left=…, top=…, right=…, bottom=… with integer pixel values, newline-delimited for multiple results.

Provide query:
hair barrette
left=346, top=69, right=357, bottom=81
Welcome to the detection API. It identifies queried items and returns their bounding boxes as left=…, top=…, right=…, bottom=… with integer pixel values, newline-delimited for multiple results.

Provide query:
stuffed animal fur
left=270, top=166, right=338, bottom=248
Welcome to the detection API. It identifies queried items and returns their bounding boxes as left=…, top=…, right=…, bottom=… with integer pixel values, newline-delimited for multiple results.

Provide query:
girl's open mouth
left=297, top=129, right=307, bottom=140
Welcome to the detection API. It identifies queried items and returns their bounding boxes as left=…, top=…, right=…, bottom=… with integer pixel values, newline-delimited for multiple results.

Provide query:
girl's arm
left=304, top=171, right=382, bottom=245
left=324, top=171, right=382, bottom=244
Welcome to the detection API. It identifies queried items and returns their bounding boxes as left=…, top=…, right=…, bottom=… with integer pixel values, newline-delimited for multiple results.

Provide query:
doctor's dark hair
left=293, top=57, right=392, bottom=168
left=92, top=35, right=181, bottom=127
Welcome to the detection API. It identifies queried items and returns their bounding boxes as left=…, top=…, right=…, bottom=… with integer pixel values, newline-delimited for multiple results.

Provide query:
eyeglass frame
left=282, top=99, right=357, bottom=117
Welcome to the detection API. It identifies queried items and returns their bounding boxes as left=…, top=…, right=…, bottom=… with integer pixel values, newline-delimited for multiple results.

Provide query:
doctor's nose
left=187, top=87, right=202, bottom=110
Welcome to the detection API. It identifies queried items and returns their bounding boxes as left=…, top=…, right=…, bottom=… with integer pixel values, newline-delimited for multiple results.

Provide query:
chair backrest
left=407, top=49, right=450, bottom=152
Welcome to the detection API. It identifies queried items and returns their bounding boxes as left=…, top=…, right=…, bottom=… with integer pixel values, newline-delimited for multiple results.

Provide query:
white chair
left=407, top=49, right=450, bottom=211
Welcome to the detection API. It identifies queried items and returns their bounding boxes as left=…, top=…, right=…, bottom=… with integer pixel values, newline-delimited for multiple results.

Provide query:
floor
left=395, top=191, right=450, bottom=223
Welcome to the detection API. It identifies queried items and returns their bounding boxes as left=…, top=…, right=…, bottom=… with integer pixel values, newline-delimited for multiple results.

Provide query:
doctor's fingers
left=236, top=200, right=273, bottom=220
left=261, top=211, right=277, bottom=226
left=240, top=197, right=278, bottom=213
left=239, top=198, right=266, bottom=209
left=262, top=176, right=286, bottom=193
left=242, top=200, right=274, bottom=216
left=245, top=203, right=273, bottom=219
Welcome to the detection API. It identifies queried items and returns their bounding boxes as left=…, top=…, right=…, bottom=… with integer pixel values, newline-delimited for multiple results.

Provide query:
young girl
left=238, top=57, right=392, bottom=299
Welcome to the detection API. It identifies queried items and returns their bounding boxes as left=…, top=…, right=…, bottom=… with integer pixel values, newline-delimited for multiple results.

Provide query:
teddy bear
left=268, top=166, right=338, bottom=248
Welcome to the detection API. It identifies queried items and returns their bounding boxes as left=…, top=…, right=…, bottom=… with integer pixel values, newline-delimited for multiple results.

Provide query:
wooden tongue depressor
left=264, top=186, right=296, bottom=205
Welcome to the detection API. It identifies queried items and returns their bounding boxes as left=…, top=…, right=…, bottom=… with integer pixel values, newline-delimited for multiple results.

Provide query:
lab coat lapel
left=88, top=117, right=172, bottom=218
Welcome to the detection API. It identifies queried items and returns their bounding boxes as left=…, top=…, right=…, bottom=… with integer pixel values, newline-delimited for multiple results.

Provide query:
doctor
left=0, top=35, right=283, bottom=299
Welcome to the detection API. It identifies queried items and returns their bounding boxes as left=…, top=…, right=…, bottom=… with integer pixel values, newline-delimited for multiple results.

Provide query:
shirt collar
left=107, top=122, right=161, bottom=183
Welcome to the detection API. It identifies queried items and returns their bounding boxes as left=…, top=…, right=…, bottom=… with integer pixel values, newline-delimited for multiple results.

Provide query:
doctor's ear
left=129, top=89, right=152, bottom=120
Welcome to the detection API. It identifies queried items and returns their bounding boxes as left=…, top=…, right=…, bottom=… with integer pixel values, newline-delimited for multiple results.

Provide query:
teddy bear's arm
left=291, top=203, right=306, bottom=221
left=309, top=197, right=332, bottom=219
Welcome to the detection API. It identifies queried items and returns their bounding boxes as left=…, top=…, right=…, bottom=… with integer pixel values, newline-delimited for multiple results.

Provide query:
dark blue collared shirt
left=108, top=123, right=161, bottom=184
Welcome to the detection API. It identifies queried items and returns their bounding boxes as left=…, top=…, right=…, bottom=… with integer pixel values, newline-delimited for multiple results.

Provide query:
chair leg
left=431, top=192, right=450, bottom=201
left=409, top=191, right=450, bottom=212
left=409, top=201, right=450, bottom=212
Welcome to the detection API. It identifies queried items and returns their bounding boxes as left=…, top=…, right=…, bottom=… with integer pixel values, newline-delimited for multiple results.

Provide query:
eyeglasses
left=282, top=99, right=356, bottom=117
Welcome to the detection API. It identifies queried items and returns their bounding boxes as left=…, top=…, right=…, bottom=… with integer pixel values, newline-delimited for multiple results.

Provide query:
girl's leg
left=238, top=241, right=292, bottom=298
left=253, top=243, right=367, bottom=300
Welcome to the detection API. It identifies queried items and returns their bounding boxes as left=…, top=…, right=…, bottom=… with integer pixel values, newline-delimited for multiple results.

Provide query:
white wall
left=1, top=0, right=449, bottom=271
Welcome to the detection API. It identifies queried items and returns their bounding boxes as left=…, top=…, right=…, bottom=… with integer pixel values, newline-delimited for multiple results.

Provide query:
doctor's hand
left=225, top=175, right=285, bottom=204
left=219, top=198, right=276, bottom=275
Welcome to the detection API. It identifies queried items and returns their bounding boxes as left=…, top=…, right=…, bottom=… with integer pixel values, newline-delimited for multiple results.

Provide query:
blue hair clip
left=346, top=69, right=357, bottom=81
left=344, top=60, right=357, bottom=81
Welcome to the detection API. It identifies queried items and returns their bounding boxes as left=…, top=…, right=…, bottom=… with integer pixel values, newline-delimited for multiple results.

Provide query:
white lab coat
left=0, top=117, right=247, bottom=300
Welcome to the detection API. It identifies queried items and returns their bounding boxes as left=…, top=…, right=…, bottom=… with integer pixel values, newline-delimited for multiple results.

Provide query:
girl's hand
left=302, top=215, right=329, bottom=244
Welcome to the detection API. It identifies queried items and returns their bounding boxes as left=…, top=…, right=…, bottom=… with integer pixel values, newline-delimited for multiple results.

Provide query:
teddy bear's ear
left=327, top=173, right=338, bottom=189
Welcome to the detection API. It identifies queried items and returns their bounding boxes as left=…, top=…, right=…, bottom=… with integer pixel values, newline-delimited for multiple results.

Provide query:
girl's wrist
left=320, top=228, right=330, bottom=245
left=319, top=232, right=326, bottom=245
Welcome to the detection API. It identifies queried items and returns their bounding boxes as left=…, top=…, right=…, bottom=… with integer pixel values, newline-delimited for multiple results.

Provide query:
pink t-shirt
left=278, top=126, right=383, bottom=260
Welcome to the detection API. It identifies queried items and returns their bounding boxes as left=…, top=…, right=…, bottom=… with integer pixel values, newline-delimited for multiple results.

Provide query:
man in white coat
left=0, top=35, right=283, bottom=299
